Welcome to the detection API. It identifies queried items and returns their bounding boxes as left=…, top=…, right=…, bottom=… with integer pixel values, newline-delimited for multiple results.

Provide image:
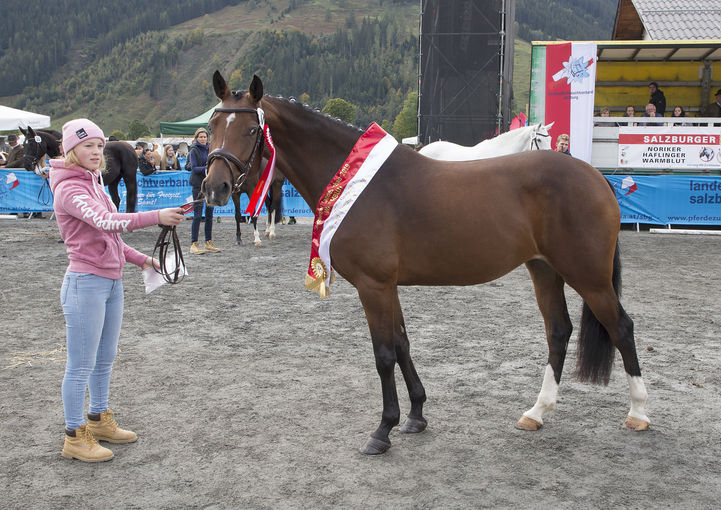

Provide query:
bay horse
left=229, top=157, right=285, bottom=246
left=20, top=126, right=139, bottom=212
left=418, top=122, right=553, bottom=161
left=202, top=71, right=650, bottom=455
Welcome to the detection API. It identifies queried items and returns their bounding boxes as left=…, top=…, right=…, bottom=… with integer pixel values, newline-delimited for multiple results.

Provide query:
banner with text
left=0, top=170, right=313, bottom=216
left=618, top=127, right=721, bottom=170
left=606, top=174, right=721, bottom=225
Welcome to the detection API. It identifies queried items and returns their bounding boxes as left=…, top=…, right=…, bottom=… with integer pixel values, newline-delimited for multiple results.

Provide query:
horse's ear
left=27, top=126, right=36, bottom=137
left=544, top=121, right=555, bottom=130
left=213, top=70, right=230, bottom=101
left=19, top=126, right=27, bottom=137
left=249, top=75, right=263, bottom=103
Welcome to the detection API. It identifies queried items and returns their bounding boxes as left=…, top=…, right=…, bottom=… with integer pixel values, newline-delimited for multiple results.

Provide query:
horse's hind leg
left=392, top=292, right=427, bottom=434
left=518, top=259, right=573, bottom=431
left=231, top=193, right=243, bottom=245
left=578, top=290, right=649, bottom=431
left=123, top=177, right=137, bottom=213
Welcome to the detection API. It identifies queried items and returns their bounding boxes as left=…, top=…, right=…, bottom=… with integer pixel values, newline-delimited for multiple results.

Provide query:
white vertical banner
left=544, top=42, right=597, bottom=163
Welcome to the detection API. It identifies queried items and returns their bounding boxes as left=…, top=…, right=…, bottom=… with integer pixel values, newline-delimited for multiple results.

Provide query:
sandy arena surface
left=1, top=216, right=720, bottom=509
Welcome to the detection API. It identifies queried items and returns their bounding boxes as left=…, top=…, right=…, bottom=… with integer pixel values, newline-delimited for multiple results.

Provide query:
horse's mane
left=231, top=88, right=364, bottom=135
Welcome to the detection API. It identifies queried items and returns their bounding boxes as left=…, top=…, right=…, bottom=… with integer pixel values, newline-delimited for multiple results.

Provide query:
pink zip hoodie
left=49, top=159, right=160, bottom=279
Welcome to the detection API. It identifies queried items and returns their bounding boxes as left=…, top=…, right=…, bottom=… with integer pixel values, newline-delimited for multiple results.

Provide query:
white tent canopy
left=0, top=105, right=51, bottom=131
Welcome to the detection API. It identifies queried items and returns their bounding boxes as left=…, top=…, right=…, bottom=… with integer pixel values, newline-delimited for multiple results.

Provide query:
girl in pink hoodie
left=49, top=119, right=184, bottom=463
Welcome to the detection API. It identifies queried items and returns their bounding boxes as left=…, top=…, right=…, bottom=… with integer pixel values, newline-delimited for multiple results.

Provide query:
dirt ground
left=1, top=216, right=720, bottom=509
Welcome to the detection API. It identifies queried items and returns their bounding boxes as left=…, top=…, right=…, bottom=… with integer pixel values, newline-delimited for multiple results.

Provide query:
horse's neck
left=264, top=97, right=361, bottom=207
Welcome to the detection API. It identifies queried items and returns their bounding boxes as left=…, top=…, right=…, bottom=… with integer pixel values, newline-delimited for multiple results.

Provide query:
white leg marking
left=523, top=364, right=559, bottom=425
left=253, top=223, right=262, bottom=246
left=627, top=374, right=649, bottom=422
left=268, top=211, right=276, bottom=238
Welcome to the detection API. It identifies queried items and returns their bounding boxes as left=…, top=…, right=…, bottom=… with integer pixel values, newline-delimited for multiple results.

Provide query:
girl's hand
left=158, top=207, right=184, bottom=226
left=142, top=257, right=159, bottom=270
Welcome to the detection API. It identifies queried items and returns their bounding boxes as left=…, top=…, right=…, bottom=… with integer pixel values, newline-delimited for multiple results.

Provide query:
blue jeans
left=191, top=186, right=214, bottom=243
left=61, top=271, right=124, bottom=430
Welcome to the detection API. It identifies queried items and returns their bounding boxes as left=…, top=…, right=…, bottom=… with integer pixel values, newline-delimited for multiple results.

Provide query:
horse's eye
left=249, top=126, right=259, bottom=136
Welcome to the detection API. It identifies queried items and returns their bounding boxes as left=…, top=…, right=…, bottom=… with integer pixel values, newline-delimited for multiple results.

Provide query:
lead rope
left=152, top=197, right=204, bottom=284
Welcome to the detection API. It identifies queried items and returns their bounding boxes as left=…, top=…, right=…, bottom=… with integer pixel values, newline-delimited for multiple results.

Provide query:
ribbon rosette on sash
left=245, top=110, right=277, bottom=218
left=305, top=122, right=398, bottom=298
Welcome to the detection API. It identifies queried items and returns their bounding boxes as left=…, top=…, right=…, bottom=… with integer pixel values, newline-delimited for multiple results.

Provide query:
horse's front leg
left=393, top=292, right=427, bottom=434
left=251, top=216, right=262, bottom=246
left=356, top=281, right=401, bottom=455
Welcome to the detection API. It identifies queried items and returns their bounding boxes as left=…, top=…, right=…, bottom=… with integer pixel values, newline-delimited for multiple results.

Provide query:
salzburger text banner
left=618, top=126, right=721, bottom=170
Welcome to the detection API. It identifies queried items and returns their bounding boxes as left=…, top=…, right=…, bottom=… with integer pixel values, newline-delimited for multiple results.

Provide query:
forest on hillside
left=2, top=0, right=616, bottom=136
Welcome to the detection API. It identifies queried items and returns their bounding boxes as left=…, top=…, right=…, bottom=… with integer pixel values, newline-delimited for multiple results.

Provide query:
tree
left=109, top=129, right=126, bottom=140
left=127, top=120, right=151, bottom=140
left=228, top=69, right=244, bottom=90
left=392, top=91, right=417, bottom=140
left=322, top=98, right=356, bottom=124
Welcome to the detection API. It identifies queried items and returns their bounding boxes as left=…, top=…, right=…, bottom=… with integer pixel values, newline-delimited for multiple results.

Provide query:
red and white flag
left=545, top=42, right=597, bottom=163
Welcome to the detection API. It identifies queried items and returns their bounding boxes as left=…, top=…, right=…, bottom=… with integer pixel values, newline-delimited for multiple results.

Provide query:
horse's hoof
left=516, top=415, right=543, bottom=431
left=269, top=233, right=276, bottom=239
left=623, top=416, right=650, bottom=431
left=359, top=436, right=391, bottom=455
left=400, top=416, right=427, bottom=434
left=254, top=241, right=262, bottom=247
left=264, top=231, right=270, bottom=238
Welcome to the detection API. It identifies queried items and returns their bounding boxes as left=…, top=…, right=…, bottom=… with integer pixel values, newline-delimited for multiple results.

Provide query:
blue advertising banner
left=605, top=174, right=721, bottom=225
left=4, top=169, right=720, bottom=225
left=0, top=169, right=313, bottom=217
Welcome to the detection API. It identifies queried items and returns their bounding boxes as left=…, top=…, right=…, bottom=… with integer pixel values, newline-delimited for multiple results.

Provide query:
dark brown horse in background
left=202, top=71, right=650, bottom=455
left=20, top=126, right=139, bottom=212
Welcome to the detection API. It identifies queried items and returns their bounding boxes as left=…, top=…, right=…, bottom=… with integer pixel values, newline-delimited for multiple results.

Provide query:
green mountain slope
left=1, top=0, right=617, bottom=135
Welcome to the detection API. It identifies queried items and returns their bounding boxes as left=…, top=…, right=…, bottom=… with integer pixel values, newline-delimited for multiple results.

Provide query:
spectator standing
left=648, top=82, right=666, bottom=115
left=161, top=145, right=180, bottom=170
left=188, top=127, right=220, bottom=254
left=48, top=118, right=184, bottom=463
left=138, top=148, right=156, bottom=176
left=1, top=133, right=25, bottom=168
left=701, top=89, right=721, bottom=118
left=555, top=134, right=571, bottom=156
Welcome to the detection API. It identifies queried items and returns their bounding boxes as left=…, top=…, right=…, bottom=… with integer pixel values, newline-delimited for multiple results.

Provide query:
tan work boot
left=86, top=409, right=138, bottom=444
left=61, top=424, right=114, bottom=462
left=190, top=241, right=205, bottom=254
left=204, top=240, right=221, bottom=253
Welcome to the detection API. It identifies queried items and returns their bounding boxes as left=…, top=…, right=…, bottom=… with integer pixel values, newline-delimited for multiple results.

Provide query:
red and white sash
left=305, top=122, right=397, bottom=298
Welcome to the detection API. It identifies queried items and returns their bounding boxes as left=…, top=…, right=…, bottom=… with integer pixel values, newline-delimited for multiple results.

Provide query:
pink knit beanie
left=62, top=118, right=106, bottom=154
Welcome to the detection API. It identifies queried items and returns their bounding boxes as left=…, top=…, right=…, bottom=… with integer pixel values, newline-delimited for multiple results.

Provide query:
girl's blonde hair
left=65, top=147, right=106, bottom=172
left=161, top=144, right=178, bottom=170
left=193, top=127, right=208, bottom=141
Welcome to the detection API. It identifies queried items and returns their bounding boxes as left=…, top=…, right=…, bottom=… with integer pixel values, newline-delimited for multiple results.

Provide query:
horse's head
left=20, top=126, right=62, bottom=172
left=531, top=122, right=554, bottom=151
left=202, top=70, right=266, bottom=206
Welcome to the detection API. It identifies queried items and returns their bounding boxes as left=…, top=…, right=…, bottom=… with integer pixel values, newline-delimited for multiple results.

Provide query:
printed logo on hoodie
left=71, top=193, right=132, bottom=231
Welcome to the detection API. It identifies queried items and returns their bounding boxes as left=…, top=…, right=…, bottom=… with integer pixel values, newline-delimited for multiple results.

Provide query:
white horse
left=418, top=122, right=554, bottom=161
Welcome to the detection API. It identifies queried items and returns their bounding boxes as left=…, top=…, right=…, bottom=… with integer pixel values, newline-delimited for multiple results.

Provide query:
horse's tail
left=575, top=239, right=621, bottom=385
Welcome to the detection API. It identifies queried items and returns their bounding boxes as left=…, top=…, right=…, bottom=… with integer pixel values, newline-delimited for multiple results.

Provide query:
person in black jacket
left=137, top=148, right=156, bottom=176
left=648, top=82, right=666, bottom=115
left=188, top=127, right=220, bottom=254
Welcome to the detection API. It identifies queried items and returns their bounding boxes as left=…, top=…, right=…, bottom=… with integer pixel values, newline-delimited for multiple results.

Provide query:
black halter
left=207, top=107, right=264, bottom=194
left=531, top=127, right=550, bottom=150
